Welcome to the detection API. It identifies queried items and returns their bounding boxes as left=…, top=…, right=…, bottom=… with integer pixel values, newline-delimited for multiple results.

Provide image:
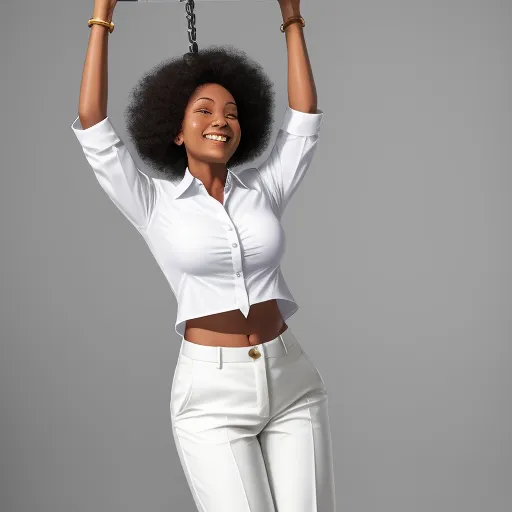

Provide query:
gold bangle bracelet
left=280, top=16, right=305, bottom=33
left=88, top=18, right=115, bottom=34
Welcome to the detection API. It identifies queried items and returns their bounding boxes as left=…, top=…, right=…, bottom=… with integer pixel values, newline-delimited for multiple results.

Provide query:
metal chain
left=180, top=0, right=198, bottom=53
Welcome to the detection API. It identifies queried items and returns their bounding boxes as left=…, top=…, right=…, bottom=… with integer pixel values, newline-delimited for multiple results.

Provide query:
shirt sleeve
left=71, top=115, right=158, bottom=231
left=255, top=106, right=324, bottom=216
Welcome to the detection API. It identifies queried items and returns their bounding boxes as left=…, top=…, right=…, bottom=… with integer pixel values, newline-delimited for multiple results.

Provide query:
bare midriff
left=183, top=299, right=288, bottom=347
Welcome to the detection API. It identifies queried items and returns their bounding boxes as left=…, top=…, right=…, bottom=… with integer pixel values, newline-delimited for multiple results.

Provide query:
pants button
left=248, top=348, right=261, bottom=359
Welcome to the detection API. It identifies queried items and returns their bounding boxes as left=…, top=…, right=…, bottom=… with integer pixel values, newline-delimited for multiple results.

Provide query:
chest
left=149, top=186, right=286, bottom=277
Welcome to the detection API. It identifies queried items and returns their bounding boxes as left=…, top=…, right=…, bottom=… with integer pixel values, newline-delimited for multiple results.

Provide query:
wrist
left=281, top=7, right=301, bottom=21
left=93, top=8, right=113, bottom=23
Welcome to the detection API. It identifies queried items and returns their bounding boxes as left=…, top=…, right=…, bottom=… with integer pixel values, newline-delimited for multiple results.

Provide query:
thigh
left=170, top=354, right=276, bottom=512
left=259, top=351, right=337, bottom=512
left=171, top=422, right=276, bottom=512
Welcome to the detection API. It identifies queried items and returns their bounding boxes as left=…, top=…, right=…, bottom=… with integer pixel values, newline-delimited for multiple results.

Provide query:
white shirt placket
left=201, top=177, right=251, bottom=318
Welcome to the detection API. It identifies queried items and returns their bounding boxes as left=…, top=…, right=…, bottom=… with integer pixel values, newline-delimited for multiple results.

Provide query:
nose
left=212, top=118, right=227, bottom=127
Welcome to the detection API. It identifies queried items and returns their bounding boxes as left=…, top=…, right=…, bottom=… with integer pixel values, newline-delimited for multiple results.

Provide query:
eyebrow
left=194, top=97, right=237, bottom=107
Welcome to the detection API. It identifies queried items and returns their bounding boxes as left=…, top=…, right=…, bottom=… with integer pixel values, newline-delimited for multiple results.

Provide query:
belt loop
left=280, top=334, right=288, bottom=355
left=216, top=346, right=222, bottom=369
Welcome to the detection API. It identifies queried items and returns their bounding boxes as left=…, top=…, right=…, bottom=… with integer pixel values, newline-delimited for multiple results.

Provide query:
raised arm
left=78, top=1, right=116, bottom=125
left=279, top=0, right=318, bottom=114
left=255, top=1, right=323, bottom=217
left=71, top=0, right=158, bottom=232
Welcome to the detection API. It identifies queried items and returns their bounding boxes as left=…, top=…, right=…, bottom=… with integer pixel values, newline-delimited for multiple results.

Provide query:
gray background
left=1, top=0, right=511, bottom=511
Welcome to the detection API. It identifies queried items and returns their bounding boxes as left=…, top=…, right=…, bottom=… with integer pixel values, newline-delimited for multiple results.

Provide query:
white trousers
left=169, top=327, right=336, bottom=511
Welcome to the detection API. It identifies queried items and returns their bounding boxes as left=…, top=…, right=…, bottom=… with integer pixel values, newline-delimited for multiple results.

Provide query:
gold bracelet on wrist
left=88, top=18, right=115, bottom=34
left=280, top=16, right=305, bottom=33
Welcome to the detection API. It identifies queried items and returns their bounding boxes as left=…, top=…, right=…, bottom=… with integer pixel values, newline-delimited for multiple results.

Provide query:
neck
left=186, top=160, right=229, bottom=190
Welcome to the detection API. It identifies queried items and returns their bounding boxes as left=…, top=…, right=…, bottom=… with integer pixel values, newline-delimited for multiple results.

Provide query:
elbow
left=78, top=111, right=108, bottom=130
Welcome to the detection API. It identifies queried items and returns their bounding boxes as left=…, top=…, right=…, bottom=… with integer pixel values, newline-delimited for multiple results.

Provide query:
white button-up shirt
left=71, top=106, right=324, bottom=337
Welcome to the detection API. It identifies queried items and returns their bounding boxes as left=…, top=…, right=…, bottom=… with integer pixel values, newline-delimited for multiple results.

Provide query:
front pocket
left=188, top=359, right=259, bottom=414
left=300, top=350, right=328, bottom=394
left=170, top=354, right=195, bottom=418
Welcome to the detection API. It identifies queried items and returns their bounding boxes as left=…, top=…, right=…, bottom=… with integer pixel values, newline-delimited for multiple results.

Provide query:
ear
left=174, top=132, right=183, bottom=146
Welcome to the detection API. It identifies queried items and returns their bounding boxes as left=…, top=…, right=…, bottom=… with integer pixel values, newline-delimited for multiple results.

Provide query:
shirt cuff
left=280, top=106, right=324, bottom=137
left=71, top=115, right=121, bottom=152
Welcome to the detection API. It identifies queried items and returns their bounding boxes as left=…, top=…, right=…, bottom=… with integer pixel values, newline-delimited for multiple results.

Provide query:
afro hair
left=123, top=45, right=276, bottom=182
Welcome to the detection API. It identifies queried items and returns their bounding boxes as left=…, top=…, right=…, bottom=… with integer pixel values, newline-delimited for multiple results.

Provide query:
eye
left=198, top=109, right=238, bottom=119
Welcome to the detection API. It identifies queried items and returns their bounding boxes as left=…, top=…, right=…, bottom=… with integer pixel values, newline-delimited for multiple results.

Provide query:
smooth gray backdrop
left=1, top=0, right=511, bottom=511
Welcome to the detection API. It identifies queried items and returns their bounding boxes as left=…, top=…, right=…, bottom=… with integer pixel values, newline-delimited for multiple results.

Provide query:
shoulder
left=235, top=167, right=281, bottom=215
left=234, top=167, right=262, bottom=188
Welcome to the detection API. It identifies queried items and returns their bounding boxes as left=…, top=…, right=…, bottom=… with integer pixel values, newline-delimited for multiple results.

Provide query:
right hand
left=94, top=0, right=118, bottom=18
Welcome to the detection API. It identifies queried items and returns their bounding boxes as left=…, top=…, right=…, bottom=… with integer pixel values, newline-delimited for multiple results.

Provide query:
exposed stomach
left=183, top=299, right=288, bottom=347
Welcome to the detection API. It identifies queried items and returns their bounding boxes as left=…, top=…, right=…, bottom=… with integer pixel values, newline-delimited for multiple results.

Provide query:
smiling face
left=174, top=83, right=241, bottom=167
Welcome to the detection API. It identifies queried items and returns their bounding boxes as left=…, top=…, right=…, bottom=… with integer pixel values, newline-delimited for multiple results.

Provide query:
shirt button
left=228, top=226, right=233, bottom=231
left=236, top=272, right=241, bottom=277
left=232, top=243, right=237, bottom=248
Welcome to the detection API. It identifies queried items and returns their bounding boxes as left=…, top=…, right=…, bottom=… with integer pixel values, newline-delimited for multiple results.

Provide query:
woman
left=72, top=0, right=336, bottom=510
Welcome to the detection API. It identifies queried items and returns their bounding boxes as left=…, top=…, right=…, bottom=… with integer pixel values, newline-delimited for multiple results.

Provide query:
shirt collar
left=173, top=166, right=248, bottom=199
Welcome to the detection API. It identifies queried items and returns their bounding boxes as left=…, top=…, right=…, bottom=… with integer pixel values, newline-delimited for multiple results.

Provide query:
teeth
left=205, top=134, right=228, bottom=142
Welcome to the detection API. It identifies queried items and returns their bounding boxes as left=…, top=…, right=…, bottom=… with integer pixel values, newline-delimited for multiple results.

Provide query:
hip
left=170, top=326, right=327, bottom=422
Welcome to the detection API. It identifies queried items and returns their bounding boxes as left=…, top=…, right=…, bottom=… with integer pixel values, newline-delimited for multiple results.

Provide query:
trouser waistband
left=180, top=327, right=299, bottom=367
